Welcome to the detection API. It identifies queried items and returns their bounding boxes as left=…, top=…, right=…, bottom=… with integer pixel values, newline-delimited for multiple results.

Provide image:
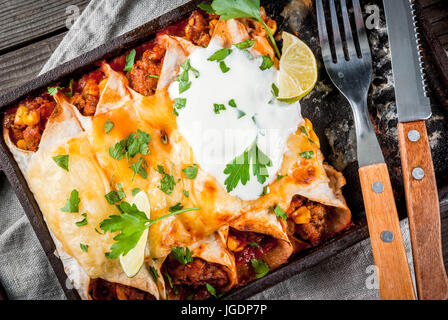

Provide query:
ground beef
left=71, top=71, right=105, bottom=116
left=185, top=11, right=213, bottom=47
left=22, top=126, right=41, bottom=151
left=126, top=43, right=166, bottom=96
left=88, top=278, right=155, bottom=300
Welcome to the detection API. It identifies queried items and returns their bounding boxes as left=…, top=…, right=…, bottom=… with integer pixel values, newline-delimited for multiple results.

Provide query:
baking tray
left=0, top=0, right=447, bottom=300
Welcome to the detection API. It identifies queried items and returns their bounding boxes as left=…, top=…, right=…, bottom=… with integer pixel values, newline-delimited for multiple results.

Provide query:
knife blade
left=384, top=0, right=448, bottom=300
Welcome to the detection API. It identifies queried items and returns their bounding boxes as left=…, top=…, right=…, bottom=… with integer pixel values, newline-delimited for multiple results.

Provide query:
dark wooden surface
left=0, top=0, right=447, bottom=297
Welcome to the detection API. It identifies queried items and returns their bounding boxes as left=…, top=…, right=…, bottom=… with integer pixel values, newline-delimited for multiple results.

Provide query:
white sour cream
left=169, top=41, right=303, bottom=200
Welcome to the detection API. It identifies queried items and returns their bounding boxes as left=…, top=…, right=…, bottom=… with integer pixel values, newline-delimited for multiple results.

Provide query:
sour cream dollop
left=169, top=41, right=302, bottom=200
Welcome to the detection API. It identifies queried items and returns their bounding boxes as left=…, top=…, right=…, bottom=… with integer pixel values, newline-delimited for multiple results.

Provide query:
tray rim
left=0, top=0, right=446, bottom=300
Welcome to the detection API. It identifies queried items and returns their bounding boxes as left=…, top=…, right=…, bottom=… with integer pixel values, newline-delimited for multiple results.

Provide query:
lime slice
left=119, top=190, right=151, bottom=278
left=278, top=32, right=318, bottom=101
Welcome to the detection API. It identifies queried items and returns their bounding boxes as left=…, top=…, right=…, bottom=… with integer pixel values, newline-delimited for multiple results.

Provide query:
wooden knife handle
left=359, top=163, right=416, bottom=300
left=398, top=121, right=448, bottom=300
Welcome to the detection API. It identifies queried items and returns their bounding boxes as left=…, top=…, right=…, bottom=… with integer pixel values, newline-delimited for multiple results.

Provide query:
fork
left=316, top=0, right=415, bottom=300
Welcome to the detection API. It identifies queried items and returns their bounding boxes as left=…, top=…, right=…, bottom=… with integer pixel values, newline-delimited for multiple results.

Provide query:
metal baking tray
left=0, top=0, right=447, bottom=300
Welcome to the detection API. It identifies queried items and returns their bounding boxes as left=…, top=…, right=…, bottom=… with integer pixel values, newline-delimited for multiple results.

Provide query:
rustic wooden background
left=0, top=0, right=446, bottom=296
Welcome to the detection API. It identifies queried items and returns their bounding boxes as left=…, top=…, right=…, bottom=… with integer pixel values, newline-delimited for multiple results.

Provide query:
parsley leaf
left=132, top=188, right=141, bottom=196
left=299, top=126, right=308, bottom=136
left=251, top=258, right=270, bottom=278
left=75, top=213, right=88, bottom=227
left=48, top=86, right=62, bottom=96
left=104, top=120, right=114, bottom=134
left=155, top=165, right=176, bottom=195
left=269, top=83, right=279, bottom=104
left=61, top=190, right=80, bottom=213
left=300, top=151, right=314, bottom=159
left=208, top=48, right=232, bottom=62
left=147, top=74, right=160, bottom=79
left=183, top=190, right=189, bottom=198
left=124, top=49, right=136, bottom=72
left=274, top=205, right=287, bottom=221
left=228, top=99, right=237, bottom=108
left=211, top=0, right=281, bottom=58
left=101, top=201, right=200, bottom=259
left=198, top=3, right=215, bottom=13
left=129, top=157, right=148, bottom=181
left=249, top=143, right=272, bottom=184
left=249, top=241, right=259, bottom=248
left=170, top=246, right=193, bottom=265
left=235, top=39, right=256, bottom=50
left=105, top=190, right=124, bottom=205
left=260, top=54, right=274, bottom=70
left=174, top=98, right=187, bottom=109
left=219, top=61, right=230, bottom=73
left=150, top=266, right=159, bottom=282
left=213, top=103, right=226, bottom=114
left=109, top=140, right=127, bottom=160
left=176, top=59, right=199, bottom=94
left=80, top=243, right=89, bottom=252
left=52, top=154, right=69, bottom=171
left=182, top=164, right=198, bottom=179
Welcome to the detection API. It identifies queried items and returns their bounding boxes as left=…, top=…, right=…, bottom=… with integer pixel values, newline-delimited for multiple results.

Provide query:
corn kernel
left=84, top=79, right=100, bottom=96
left=227, top=236, right=238, bottom=251
left=14, top=106, right=28, bottom=126
left=98, top=78, right=108, bottom=93
left=23, top=110, right=40, bottom=126
left=16, top=139, right=27, bottom=150
left=292, top=206, right=311, bottom=224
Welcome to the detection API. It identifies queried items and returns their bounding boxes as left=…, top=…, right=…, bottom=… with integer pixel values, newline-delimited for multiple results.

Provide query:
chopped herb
left=47, top=86, right=62, bottom=96
left=249, top=241, right=259, bottom=248
left=170, top=246, right=193, bottom=265
left=186, top=294, right=194, bottom=300
left=228, top=99, right=237, bottom=108
left=52, top=154, right=69, bottom=171
left=211, top=0, right=281, bottom=58
left=198, top=3, right=215, bottom=13
left=237, top=110, right=246, bottom=119
left=129, top=157, right=148, bottom=180
left=206, top=283, right=222, bottom=298
left=61, top=190, right=80, bottom=213
left=80, top=243, right=89, bottom=252
left=147, top=74, right=160, bottom=79
left=274, top=205, right=287, bottom=221
left=75, top=213, right=88, bottom=227
left=183, top=190, right=189, bottom=198
left=105, top=190, right=124, bottom=205
left=269, top=83, right=279, bottom=104
left=109, top=140, right=127, bottom=161
left=208, top=48, right=232, bottom=62
left=95, top=228, right=104, bottom=235
left=260, top=54, right=274, bottom=70
left=104, top=120, right=114, bottom=134
left=124, top=49, right=136, bottom=72
left=277, top=174, right=286, bottom=181
left=176, top=59, right=199, bottom=94
left=182, top=164, right=198, bottom=179
left=179, top=81, right=192, bottom=94
left=300, top=151, right=314, bottom=159
left=132, top=188, right=141, bottom=196
left=101, top=201, right=200, bottom=259
left=213, top=103, right=226, bottom=114
left=251, top=258, right=270, bottom=278
left=261, top=185, right=269, bottom=196
left=155, top=165, right=176, bottom=195
left=174, top=98, right=187, bottom=109
left=299, top=126, right=308, bottom=136
left=169, top=203, right=184, bottom=213
left=219, top=61, right=230, bottom=73
left=181, top=59, right=200, bottom=78
left=65, top=79, right=74, bottom=97
left=235, top=39, right=256, bottom=50
left=149, top=266, right=158, bottom=282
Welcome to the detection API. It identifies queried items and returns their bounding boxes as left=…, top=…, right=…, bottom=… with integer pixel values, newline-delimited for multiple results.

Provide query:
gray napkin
left=0, top=0, right=415, bottom=300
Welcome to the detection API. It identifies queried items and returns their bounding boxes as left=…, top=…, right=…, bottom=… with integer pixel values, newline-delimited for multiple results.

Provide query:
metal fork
left=316, top=0, right=416, bottom=300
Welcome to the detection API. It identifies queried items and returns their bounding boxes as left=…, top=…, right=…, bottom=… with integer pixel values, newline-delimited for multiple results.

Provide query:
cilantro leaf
left=75, top=213, right=88, bottom=227
left=208, top=48, right=232, bottom=62
left=80, top=243, right=89, bottom=252
left=300, top=151, right=314, bottom=159
left=147, top=74, right=160, bottom=79
left=52, top=154, right=69, bottom=171
left=109, top=140, right=127, bottom=160
left=260, top=54, right=274, bottom=70
left=129, top=157, right=148, bottom=181
left=251, top=258, right=269, bottom=278
left=274, top=205, right=287, bottom=221
left=182, top=164, right=198, bottom=179
left=249, top=143, right=272, bottom=184
left=224, top=148, right=250, bottom=193
left=48, top=86, right=62, bottom=96
left=170, top=246, right=193, bottom=265
left=104, top=120, right=114, bottom=134
left=183, top=190, right=189, bottom=198
left=249, top=241, right=259, bottom=248
left=213, top=103, right=226, bottom=114
left=206, top=283, right=222, bottom=298
left=228, top=99, right=237, bottom=108
left=155, top=165, right=176, bottom=195
left=169, top=203, right=184, bottom=213
left=124, top=49, right=136, bottom=72
left=235, top=39, right=256, bottom=50
left=132, top=188, right=141, bottom=196
left=219, top=61, right=230, bottom=73
left=179, top=81, right=192, bottom=94
left=150, top=266, right=159, bottom=282
left=61, top=189, right=80, bottom=213
left=105, top=190, right=124, bottom=205
left=176, top=59, right=198, bottom=94
left=211, top=0, right=281, bottom=58
left=237, top=110, right=246, bottom=119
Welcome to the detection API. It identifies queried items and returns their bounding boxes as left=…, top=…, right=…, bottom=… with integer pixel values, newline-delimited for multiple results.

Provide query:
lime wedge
left=119, top=190, right=151, bottom=278
left=278, top=32, right=318, bottom=101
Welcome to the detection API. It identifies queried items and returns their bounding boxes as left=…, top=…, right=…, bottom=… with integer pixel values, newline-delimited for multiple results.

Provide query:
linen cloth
left=0, top=0, right=416, bottom=300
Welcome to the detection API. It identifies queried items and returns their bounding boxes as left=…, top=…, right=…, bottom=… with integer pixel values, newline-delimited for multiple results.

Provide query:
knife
left=384, top=0, right=448, bottom=300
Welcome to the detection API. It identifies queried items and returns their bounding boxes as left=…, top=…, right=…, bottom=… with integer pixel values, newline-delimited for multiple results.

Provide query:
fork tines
left=316, top=0, right=371, bottom=64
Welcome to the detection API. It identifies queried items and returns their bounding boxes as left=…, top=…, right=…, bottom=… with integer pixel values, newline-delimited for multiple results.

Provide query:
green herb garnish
left=208, top=48, right=232, bottom=62
left=182, top=164, right=198, bottom=179
left=251, top=258, right=270, bottom=278
left=169, top=203, right=184, bottom=213
left=129, top=157, right=148, bottom=181
left=274, top=205, right=287, bottom=221
left=213, top=103, right=226, bottom=114
left=150, top=266, right=159, bottom=282
left=52, top=154, right=69, bottom=171
left=75, top=213, right=88, bottom=227
left=260, top=54, right=274, bottom=70
left=228, top=99, right=237, bottom=108
left=183, top=190, right=190, bottom=198
left=249, top=241, right=259, bottom=248
left=219, top=61, right=230, bottom=73
left=61, top=189, right=80, bottom=213
left=170, top=246, right=194, bottom=265
left=132, top=188, right=141, bottom=196
left=148, top=75, right=160, bottom=79
left=104, top=120, right=114, bottom=134
left=235, top=39, right=256, bottom=50
left=124, top=49, right=136, bottom=72
left=206, top=283, right=222, bottom=298
left=155, top=165, right=176, bottom=195
left=300, top=151, right=314, bottom=159
left=80, top=243, right=89, bottom=253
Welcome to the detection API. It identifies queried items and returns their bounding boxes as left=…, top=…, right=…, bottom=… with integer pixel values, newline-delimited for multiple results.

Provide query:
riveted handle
left=359, top=163, right=416, bottom=300
left=398, top=121, right=448, bottom=300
